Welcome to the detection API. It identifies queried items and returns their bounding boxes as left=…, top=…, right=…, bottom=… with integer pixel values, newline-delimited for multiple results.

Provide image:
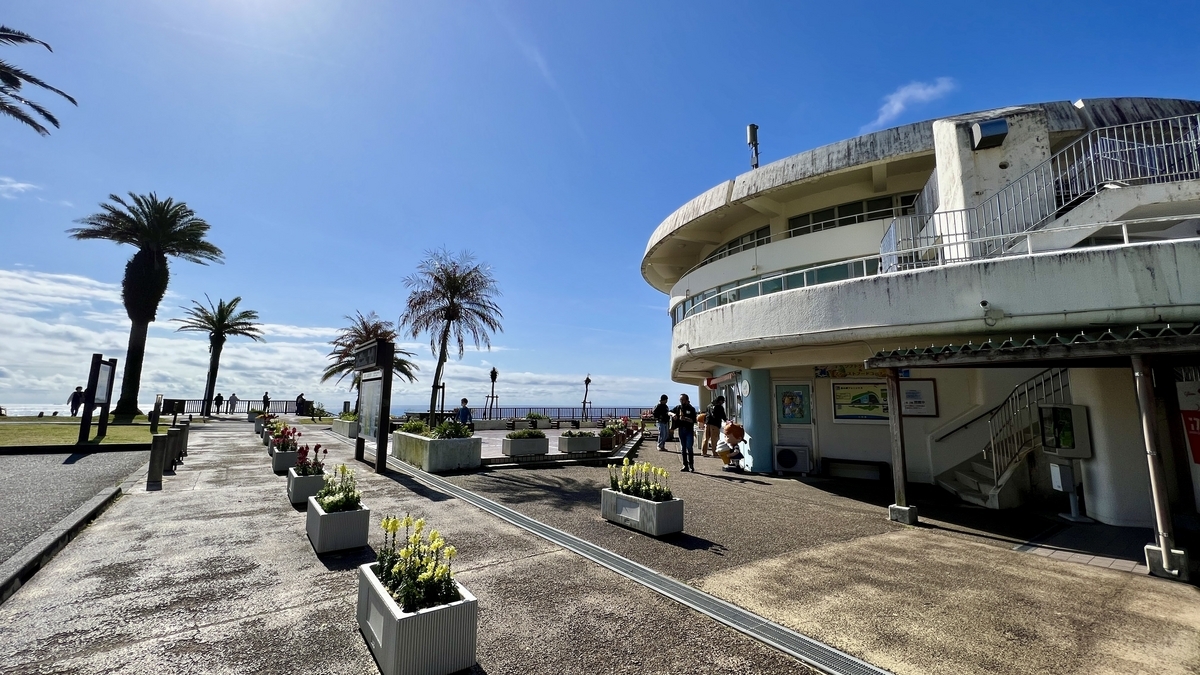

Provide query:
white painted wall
left=1070, top=368, right=1155, bottom=528
left=933, top=108, right=1052, bottom=212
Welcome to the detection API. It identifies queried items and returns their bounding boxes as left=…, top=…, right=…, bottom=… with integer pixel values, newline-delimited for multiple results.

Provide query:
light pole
left=581, top=374, right=592, bottom=420
left=487, top=367, right=498, bottom=419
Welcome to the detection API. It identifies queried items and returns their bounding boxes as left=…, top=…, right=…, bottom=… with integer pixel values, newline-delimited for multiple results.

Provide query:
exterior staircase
left=935, top=368, right=1070, bottom=509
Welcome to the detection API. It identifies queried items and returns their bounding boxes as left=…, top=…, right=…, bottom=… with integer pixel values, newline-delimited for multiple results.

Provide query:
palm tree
left=1, top=25, right=77, bottom=135
left=68, top=193, right=223, bottom=415
left=322, top=311, right=419, bottom=408
left=174, top=296, right=265, bottom=417
left=400, top=249, right=503, bottom=420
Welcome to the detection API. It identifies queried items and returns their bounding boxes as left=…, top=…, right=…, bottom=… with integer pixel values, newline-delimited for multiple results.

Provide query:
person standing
left=262, top=392, right=271, bottom=413
left=702, top=395, right=727, bottom=457
left=213, top=392, right=224, bottom=416
left=227, top=393, right=239, bottom=413
left=68, top=386, right=84, bottom=416
left=652, top=395, right=670, bottom=451
left=295, top=393, right=307, bottom=417
left=670, top=393, right=698, bottom=472
left=455, top=398, right=473, bottom=430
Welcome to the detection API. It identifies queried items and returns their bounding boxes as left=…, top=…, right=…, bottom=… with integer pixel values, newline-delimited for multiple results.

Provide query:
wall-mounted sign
left=775, top=385, right=813, bottom=425
left=832, top=381, right=889, bottom=423
left=899, top=379, right=938, bottom=417
left=1037, top=404, right=1092, bottom=459
left=353, top=339, right=387, bottom=372
left=815, top=364, right=908, bottom=379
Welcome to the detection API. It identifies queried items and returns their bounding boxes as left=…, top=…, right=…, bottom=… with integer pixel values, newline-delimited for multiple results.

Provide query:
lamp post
left=582, top=374, right=592, bottom=420
left=487, top=367, right=498, bottom=419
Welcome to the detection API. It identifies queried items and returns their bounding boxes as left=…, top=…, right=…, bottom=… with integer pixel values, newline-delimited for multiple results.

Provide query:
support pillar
left=1132, top=355, right=1190, bottom=580
left=886, top=368, right=918, bottom=524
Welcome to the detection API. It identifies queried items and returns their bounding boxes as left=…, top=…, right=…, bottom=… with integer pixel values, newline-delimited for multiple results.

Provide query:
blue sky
left=2, top=0, right=1199, bottom=410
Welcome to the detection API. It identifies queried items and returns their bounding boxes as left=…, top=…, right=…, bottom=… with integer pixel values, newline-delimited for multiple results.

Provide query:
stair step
left=971, top=461, right=996, bottom=479
left=936, top=478, right=988, bottom=506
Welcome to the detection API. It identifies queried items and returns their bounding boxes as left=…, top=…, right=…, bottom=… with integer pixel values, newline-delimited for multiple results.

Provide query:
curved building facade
left=643, top=98, right=1200, bottom=574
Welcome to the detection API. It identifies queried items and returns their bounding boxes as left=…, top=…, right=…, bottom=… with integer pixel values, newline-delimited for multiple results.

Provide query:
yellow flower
left=409, top=533, right=421, bottom=545
left=444, top=546, right=457, bottom=559
left=399, top=548, right=413, bottom=559
left=428, top=529, right=440, bottom=542
left=430, top=538, right=445, bottom=552
left=401, top=514, right=413, bottom=528
left=414, top=518, right=426, bottom=533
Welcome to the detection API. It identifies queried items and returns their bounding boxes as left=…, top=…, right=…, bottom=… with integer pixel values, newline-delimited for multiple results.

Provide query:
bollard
left=147, top=433, right=168, bottom=489
left=177, top=420, right=190, bottom=457
left=166, top=428, right=181, bottom=473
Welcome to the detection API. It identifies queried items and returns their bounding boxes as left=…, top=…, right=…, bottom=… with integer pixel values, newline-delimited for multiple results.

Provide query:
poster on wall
left=899, top=379, right=938, bottom=417
left=832, top=381, right=889, bottom=422
left=1177, top=381, right=1200, bottom=464
left=775, top=384, right=812, bottom=425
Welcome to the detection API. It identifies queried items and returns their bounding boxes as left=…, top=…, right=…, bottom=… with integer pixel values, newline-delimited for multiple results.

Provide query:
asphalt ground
left=1, top=450, right=148, bottom=565
left=0, top=420, right=817, bottom=675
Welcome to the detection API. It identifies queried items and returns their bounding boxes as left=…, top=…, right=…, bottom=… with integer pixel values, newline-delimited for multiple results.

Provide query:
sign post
left=353, top=339, right=394, bottom=475
left=95, top=357, right=117, bottom=438
left=77, top=353, right=103, bottom=445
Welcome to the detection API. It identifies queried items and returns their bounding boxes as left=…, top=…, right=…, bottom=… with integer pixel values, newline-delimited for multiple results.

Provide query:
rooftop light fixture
left=971, top=118, right=1008, bottom=150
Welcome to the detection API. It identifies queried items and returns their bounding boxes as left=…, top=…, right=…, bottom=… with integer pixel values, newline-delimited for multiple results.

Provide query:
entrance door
left=773, top=381, right=817, bottom=472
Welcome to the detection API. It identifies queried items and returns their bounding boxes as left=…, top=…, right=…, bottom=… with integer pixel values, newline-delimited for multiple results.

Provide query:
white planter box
left=471, top=420, right=509, bottom=431
left=332, top=419, right=359, bottom=438
left=254, top=420, right=264, bottom=435
left=306, top=497, right=370, bottom=554
left=600, top=488, right=684, bottom=536
left=357, top=563, right=478, bottom=675
left=392, top=432, right=481, bottom=472
left=272, top=449, right=298, bottom=473
left=287, top=468, right=325, bottom=505
left=558, top=436, right=600, bottom=454
left=502, top=437, right=549, bottom=457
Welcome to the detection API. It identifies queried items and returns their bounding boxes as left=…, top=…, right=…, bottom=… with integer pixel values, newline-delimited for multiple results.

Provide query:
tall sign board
left=77, top=353, right=118, bottom=444
left=352, top=339, right=394, bottom=474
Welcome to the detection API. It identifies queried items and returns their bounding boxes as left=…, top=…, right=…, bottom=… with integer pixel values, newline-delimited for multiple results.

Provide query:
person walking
left=227, top=393, right=239, bottom=413
left=670, top=393, right=698, bottom=472
left=213, top=392, right=224, bottom=416
left=262, top=392, right=271, bottom=413
left=455, top=398, right=473, bottom=430
left=68, top=386, right=84, bottom=416
left=652, top=395, right=670, bottom=451
left=702, top=395, right=727, bottom=457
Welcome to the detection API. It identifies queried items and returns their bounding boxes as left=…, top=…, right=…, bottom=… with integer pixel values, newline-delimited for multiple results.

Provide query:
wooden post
left=885, top=367, right=918, bottom=524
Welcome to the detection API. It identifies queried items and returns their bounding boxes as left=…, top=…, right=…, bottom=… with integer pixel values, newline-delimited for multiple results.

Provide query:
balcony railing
left=671, top=215, right=1200, bottom=326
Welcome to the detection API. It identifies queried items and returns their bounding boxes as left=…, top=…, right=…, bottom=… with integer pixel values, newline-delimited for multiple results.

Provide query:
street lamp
left=582, top=374, right=592, bottom=420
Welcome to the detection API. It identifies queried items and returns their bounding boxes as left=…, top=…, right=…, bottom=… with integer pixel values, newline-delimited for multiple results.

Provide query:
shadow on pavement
left=660, top=532, right=729, bottom=554
left=62, top=451, right=94, bottom=465
left=317, top=545, right=377, bottom=571
left=461, top=471, right=603, bottom=510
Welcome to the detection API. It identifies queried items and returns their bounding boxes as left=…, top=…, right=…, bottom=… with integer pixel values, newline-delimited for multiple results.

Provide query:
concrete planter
left=332, top=419, right=359, bottom=439
left=525, top=418, right=549, bottom=429
left=392, top=432, right=482, bottom=472
left=558, top=436, right=600, bottom=454
left=502, top=438, right=549, bottom=457
left=599, top=436, right=615, bottom=450
left=254, top=420, right=264, bottom=435
left=357, top=563, right=478, bottom=675
left=272, top=449, right=298, bottom=473
left=471, top=420, right=509, bottom=431
left=247, top=411, right=262, bottom=422
left=306, top=497, right=370, bottom=554
left=287, top=468, right=325, bottom=505
left=600, top=489, right=684, bottom=536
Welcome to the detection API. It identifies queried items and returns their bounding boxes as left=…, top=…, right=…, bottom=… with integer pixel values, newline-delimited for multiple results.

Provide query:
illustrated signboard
left=359, top=371, right=382, bottom=442
left=775, top=384, right=812, bottom=425
left=832, top=381, right=889, bottom=423
left=899, top=379, right=938, bottom=417
left=94, top=362, right=113, bottom=405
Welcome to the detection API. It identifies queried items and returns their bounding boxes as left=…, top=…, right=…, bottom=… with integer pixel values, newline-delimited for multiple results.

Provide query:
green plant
left=0, top=25, right=77, bottom=136
left=174, top=295, right=264, bottom=416
left=428, top=420, right=473, bottom=439
left=561, top=430, right=595, bottom=438
left=524, top=411, right=548, bottom=420
left=309, top=402, right=330, bottom=419
left=249, top=408, right=265, bottom=415
left=270, top=424, right=299, bottom=452
left=400, top=419, right=429, bottom=435
left=295, top=443, right=327, bottom=476
left=315, top=464, right=362, bottom=512
left=506, top=428, right=546, bottom=439
left=608, top=458, right=673, bottom=502
left=338, top=411, right=359, bottom=422
left=376, top=514, right=460, bottom=613
left=598, top=427, right=615, bottom=437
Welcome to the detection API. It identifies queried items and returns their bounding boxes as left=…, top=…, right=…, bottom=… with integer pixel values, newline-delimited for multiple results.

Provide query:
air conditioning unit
left=774, top=444, right=810, bottom=475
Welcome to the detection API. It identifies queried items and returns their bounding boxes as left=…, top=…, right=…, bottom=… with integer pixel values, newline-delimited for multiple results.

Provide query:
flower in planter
left=597, top=427, right=615, bottom=438
left=271, top=424, right=300, bottom=452
left=608, top=458, right=673, bottom=502
left=295, top=443, right=327, bottom=476
left=376, top=513, right=461, bottom=613
left=560, top=430, right=596, bottom=438
left=315, top=464, right=362, bottom=512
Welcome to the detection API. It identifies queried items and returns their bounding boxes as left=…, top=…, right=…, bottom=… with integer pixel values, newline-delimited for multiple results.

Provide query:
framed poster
left=899, top=379, right=938, bottom=417
left=775, top=384, right=812, bottom=425
left=831, top=381, right=889, bottom=423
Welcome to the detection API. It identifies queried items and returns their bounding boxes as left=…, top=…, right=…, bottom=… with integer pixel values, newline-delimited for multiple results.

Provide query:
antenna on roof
left=747, top=124, right=760, bottom=169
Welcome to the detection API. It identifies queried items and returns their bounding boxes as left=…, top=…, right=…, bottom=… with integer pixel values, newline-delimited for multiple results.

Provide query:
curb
left=0, top=458, right=151, bottom=605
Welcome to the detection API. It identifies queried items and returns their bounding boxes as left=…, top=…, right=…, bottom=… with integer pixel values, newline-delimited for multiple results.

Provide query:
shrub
left=376, top=514, right=460, bottom=613
left=524, top=411, right=548, bottom=419
left=561, top=430, right=596, bottom=438
left=506, top=428, right=546, bottom=439
left=338, top=411, right=359, bottom=422
left=608, top=458, right=673, bottom=502
left=428, top=420, right=473, bottom=439
left=598, top=427, right=615, bottom=437
left=315, top=464, right=362, bottom=512
left=295, top=443, right=327, bottom=476
left=310, top=402, right=330, bottom=419
left=400, top=419, right=429, bottom=435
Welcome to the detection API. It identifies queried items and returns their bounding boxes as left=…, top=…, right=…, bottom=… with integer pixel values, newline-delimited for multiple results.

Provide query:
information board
left=359, top=372, right=382, bottom=442
left=94, top=362, right=113, bottom=406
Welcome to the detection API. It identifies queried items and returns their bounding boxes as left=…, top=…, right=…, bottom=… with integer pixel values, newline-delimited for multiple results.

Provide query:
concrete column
left=739, top=368, right=774, bottom=473
left=177, top=420, right=190, bottom=458
left=1070, top=368, right=1155, bottom=527
left=886, top=368, right=918, bottom=524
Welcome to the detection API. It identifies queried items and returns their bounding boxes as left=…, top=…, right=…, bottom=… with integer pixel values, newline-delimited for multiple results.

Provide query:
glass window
left=718, top=283, right=736, bottom=305
left=788, top=213, right=811, bottom=236
left=811, top=208, right=836, bottom=231
left=899, top=193, right=918, bottom=216
left=739, top=279, right=760, bottom=299
left=761, top=276, right=784, bottom=294
left=814, top=264, right=851, bottom=284
left=866, top=258, right=880, bottom=275
left=866, top=197, right=893, bottom=220
left=785, top=272, right=806, bottom=289
left=836, top=201, right=864, bottom=226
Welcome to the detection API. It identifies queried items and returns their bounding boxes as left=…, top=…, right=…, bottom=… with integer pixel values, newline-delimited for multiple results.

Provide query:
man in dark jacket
left=670, top=393, right=698, bottom=472
left=702, top=395, right=727, bottom=457
left=652, top=395, right=670, bottom=451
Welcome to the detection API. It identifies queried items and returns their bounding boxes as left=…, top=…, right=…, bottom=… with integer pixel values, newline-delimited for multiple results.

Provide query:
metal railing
left=673, top=214, right=1200, bottom=325
left=409, top=406, right=650, bottom=421
left=171, top=399, right=298, bottom=414
left=882, top=113, right=1200, bottom=271
left=984, top=368, right=1070, bottom=484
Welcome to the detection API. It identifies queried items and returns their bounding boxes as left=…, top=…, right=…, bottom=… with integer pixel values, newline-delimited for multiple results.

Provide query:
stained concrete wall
left=1070, top=368, right=1155, bottom=528
left=933, top=107, right=1052, bottom=213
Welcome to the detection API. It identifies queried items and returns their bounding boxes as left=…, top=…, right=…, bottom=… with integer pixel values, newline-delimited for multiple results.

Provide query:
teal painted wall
left=741, top=368, right=774, bottom=473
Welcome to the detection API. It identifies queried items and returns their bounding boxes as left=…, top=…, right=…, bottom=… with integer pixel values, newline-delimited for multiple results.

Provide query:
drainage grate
left=384, top=455, right=892, bottom=675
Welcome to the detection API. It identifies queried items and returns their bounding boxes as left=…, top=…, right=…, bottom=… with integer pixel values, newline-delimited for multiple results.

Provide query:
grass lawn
left=0, top=422, right=152, bottom=446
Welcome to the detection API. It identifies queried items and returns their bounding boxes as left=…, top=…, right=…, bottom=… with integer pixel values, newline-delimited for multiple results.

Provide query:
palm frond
left=174, top=295, right=265, bottom=346
left=68, top=192, right=225, bottom=266
left=321, top=310, right=419, bottom=386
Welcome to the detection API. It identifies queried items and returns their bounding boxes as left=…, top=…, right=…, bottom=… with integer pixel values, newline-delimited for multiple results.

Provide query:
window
left=787, top=192, right=918, bottom=238
left=701, top=226, right=771, bottom=265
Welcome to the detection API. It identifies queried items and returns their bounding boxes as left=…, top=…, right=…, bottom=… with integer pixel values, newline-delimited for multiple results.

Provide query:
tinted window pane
left=785, top=273, right=805, bottom=289
left=811, top=208, right=835, bottom=229
left=761, top=277, right=784, bottom=294
left=866, top=197, right=893, bottom=220
left=739, top=280, right=760, bottom=299
left=837, top=201, right=864, bottom=226
left=814, top=264, right=851, bottom=284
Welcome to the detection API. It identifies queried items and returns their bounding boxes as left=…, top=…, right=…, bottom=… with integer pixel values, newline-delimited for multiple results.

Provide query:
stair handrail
left=931, top=401, right=1003, bottom=443
left=881, top=112, right=1200, bottom=271
left=983, top=368, right=1071, bottom=484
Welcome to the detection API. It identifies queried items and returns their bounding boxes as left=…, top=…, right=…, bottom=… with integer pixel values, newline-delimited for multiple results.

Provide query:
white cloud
left=0, top=177, right=39, bottom=199
left=861, top=77, right=956, bottom=132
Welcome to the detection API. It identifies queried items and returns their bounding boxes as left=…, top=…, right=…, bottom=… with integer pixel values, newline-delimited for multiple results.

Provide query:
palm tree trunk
left=113, top=320, right=149, bottom=416
left=201, top=339, right=224, bottom=417
left=427, top=322, right=451, bottom=421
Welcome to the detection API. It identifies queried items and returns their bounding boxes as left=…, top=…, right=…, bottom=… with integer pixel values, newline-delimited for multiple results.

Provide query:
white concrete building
left=642, top=98, right=1200, bottom=578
